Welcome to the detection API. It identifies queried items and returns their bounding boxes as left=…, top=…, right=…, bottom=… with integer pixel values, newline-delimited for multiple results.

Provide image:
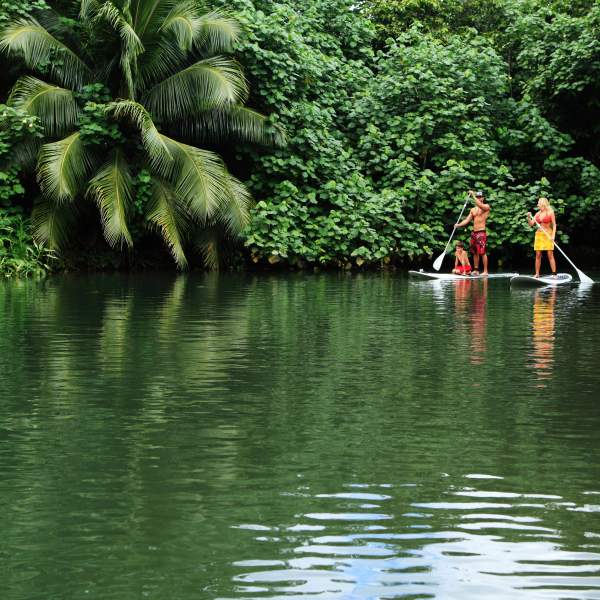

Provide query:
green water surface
left=1, top=273, right=599, bottom=599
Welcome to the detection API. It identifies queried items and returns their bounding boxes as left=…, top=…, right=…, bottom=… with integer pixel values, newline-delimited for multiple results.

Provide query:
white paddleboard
left=510, top=273, right=573, bottom=287
left=409, top=270, right=518, bottom=281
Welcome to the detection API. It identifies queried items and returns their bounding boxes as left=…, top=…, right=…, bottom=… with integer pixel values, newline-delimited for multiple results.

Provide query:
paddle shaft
left=434, top=196, right=470, bottom=270
left=446, top=197, right=470, bottom=252
left=533, top=219, right=593, bottom=283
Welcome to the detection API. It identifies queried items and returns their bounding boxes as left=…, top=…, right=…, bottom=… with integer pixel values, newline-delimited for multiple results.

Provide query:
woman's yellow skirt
left=534, top=229, right=554, bottom=251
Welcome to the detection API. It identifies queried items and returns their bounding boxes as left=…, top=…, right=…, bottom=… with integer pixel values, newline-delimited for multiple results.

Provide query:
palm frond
left=137, top=35, right=187, bottom=92
left=217, top=175, right=252, bottom=236
left=146, top=177, right=189, bottom=268
left=80, top=0, right=100, bottom=19
left=159, top=6, right=240, bottom=54
left=31, top=197, right=76, bottom=248
left=95, top=1, right=144, bottom=98
left=9, top=75, right=80, bottom=136
left=151, top=135, right=233, bottom=223
left=12, top=138, right=41, bottom=170
left=159, top=1, right=199, bottom=51
left=193, top=11, right=241, bottom=54
left=37, top=132, right=94, bottom=202
left=172, top=106, right=287, bottom=146
left=132, top=0, right=174, bottom=40
left=86, top=149, right=134, bottom=247
left=0, top=17, right=90, bottom=88
left=143, top=56, right=248, bottom=122
left=105, top=100, right=173, bottom=169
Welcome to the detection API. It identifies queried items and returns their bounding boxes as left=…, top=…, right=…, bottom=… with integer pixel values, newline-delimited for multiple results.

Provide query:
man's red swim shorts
left=470, top=230, right=487, bottom=256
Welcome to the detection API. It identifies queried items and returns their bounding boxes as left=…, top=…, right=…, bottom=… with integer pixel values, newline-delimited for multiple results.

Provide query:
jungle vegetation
left=1, top=0, right=599, bottom=273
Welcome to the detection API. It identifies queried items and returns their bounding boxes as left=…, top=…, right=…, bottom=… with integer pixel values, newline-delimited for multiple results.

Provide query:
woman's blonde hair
left=538, top=197, right=552, bottom=211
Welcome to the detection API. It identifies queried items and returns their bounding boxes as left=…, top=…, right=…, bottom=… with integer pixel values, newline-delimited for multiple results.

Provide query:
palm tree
left=1, top=0, right=284, bottom=267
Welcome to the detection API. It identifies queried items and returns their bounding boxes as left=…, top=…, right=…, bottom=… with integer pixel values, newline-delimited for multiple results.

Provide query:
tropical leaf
left=172, top=105, right=286, bottom=146
left=79, top=0, right=100, bottom=19
left=143, top=56, right=248, bottom=121
left=0, top=17, right=90, bottom=88
left=152, top=135, right=234, bottom=222
left=31, top=197, right=76, bottom=248
left=194, top=11, right=241, bottom=53
left=87, top=149, right=134, bottom=247
left=37, top=132, right=94, bottom=202
left=146, top=177, right=189, bottom=268
left=105, top=99, right=173, bottom=169
left=129, top=0, right=173, bottom=39
left=12, top=138, right=41, bottom=170
left=95, top=1, right=144, bottom=98
left=137, top=35, right=187, bottom=92
left=160, top=6, right=240, bottom=53
left=9, top=75, right=80, bottom=136
left=218, top=175, right=252, bottom=236
left=159, top=1, right=201, bottom=51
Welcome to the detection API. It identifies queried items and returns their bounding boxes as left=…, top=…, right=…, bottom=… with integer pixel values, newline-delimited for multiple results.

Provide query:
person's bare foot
left=534, top=274, right=540, bottom=278
left=472, top=270, right=479, bottom=275
left=482, top=271, right=489, bottom=276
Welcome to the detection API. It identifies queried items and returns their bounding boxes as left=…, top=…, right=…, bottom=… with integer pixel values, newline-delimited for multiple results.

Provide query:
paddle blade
left=432, top=252, right=445, bottom=271
left=576, top=269, right=594, bottom=285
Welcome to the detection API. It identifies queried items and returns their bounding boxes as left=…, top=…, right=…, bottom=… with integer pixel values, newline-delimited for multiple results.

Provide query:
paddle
left=533, top=219, right=594, bottom=284
left=433, top=195, right=470, bottom=271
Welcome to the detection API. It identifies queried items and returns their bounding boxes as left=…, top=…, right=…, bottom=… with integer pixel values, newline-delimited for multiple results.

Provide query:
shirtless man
left=456, top=190, right=491, bottom=275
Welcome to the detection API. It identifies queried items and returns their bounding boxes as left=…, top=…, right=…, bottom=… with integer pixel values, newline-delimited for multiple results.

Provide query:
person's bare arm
left=456, top=211, right=473, bottom=227
left=527, top=212, right=538, bottom=227
left=474, top=196, right=491, bottom=212
left=551, top=212, right=556, bottom=240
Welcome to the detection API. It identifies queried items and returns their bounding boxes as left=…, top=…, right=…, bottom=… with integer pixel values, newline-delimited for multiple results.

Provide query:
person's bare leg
left=473, top=253, right=480, bottom=274
left=482, top=253, right=488, bottom=275
left=535, top=251, right=542, bottom=277
left=548, top=250, right=556, bottom=275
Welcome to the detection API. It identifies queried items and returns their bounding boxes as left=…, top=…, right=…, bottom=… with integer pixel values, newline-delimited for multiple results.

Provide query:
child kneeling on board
left=452, top=241, right=472, bottom=275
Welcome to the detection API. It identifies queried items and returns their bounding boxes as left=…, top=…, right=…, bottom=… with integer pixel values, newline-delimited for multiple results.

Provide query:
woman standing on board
left=527, top=198, right=557, bottom=278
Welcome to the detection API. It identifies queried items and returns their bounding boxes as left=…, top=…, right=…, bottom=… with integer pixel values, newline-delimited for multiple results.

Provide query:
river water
left=1, top=273, right=599, bottom=600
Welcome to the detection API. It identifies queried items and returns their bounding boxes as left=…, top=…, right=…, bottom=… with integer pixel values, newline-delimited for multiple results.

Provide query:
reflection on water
left=452, top=279, right=488, bottom=366
left=531, top=287, right=556, bottom=387
left=1, top=273, right=600, bottom=600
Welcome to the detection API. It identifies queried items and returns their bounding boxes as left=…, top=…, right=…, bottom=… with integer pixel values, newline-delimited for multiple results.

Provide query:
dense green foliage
left=1, top=0, right=281, bottom=270
left=231, top=0, right=600, bottom=267
left=1, top=0, right=599, bottom=272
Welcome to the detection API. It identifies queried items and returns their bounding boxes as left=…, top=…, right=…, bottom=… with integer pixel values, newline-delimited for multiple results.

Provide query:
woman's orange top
left=535, top=212, right=553, bottom=224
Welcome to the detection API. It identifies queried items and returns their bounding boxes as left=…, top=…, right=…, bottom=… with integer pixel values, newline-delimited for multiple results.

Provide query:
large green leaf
left=31, top=197, right=76, bottom=249
left=151, top=135, right=234, bottom=223
left=172, top=106, right=286, bottom=146
left=95, top=1, right=144, bottom=99
left=37, top=132, right=94, bottom=202
left=218, top=175, right=252, bottom=236
left=0, top=18, right=90, bottom=88
left=146, top=177, right=189, bottom=268
left=105, top=100, right=173, bottom=169
left=143, top=56, right=248, bottom=121
left=9, top=75, right=80, bottom=136
left=87, top=149, right=134, bottom=247
left=160, top=5, right=240, bottom=53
